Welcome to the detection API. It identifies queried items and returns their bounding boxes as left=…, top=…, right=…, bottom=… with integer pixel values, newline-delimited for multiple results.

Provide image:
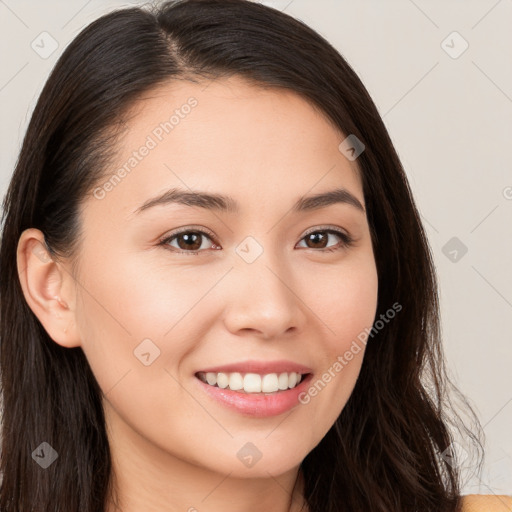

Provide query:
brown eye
left=297, top=229, right=353, bottom=252
left=304, top=231, right=329, bottom=249
left=159, top=229, right=218, bottom=254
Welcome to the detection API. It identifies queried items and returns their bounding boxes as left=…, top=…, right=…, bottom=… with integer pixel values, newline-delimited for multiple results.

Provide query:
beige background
left=0, top=0, right=511, bottom=495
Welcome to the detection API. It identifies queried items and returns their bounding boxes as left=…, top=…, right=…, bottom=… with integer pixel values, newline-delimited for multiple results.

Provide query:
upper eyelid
left=164, top=225, right=216, bottom=239
left=301, top=225, right=348, bottom=237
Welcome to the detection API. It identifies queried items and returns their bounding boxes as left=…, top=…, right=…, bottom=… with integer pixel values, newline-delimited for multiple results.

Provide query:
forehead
left=89, top=75, right=363, bottom=219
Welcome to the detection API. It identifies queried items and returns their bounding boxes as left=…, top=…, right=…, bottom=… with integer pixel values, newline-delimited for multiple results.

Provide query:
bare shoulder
left=460, top=494, right=512, bottom=512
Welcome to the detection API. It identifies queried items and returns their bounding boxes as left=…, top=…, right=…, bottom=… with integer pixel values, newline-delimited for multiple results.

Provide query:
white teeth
left=229, top=372, right=243, bottom=391
left=216, top=372, right=229, bottom=388
left=206, top=372, right=217, bottom=386
left=198, top=371, right=305, bottom=393
left=278, top=372, right=289, bottom=390
left=261, top=373, right=279, bottom=392
left=243, top=373, right=261, bottom=392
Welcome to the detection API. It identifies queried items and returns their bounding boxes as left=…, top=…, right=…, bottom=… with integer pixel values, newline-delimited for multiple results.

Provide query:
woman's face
left=50, top=76, right=378, bottom=478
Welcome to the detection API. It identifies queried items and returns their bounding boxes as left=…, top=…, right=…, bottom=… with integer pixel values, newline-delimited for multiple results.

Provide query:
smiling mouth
left=195, top=371, right=310, bottom=394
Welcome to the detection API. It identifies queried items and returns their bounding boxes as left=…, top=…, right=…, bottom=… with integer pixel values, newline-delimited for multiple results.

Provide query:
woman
left=0, top=0, right=509, bottom=510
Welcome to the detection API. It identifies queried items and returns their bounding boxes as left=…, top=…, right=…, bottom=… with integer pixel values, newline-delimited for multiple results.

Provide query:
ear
left=16, top=228, right=81, bottom=348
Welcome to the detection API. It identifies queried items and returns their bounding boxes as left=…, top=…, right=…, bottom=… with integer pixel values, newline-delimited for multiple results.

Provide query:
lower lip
left=195, top=373, right=313, bottom=418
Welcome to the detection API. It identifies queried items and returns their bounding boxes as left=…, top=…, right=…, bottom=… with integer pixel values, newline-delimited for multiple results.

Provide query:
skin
left=17, top=76, right=378, bottom=512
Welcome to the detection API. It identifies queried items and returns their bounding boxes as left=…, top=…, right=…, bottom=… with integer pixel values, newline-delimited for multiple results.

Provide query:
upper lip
left=195, top=359, right=313, bottom=375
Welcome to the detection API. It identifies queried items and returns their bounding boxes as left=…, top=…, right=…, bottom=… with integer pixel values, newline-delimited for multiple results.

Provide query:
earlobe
left=16, top=228, right=81, bottom=348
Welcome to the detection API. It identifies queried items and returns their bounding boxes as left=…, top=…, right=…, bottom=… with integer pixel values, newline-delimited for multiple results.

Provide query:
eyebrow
left=133, top=186, right=365, bottom=215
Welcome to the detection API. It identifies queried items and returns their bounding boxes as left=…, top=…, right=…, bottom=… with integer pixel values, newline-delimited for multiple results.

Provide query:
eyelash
left=157, top=225, right=354, bottom=255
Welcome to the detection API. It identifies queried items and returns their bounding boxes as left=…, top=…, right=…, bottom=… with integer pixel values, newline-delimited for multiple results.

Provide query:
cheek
left=73, top=246, right=242, bottom=407
left=303, top=253, right=379, bottom=351
left=77, top=249, right=212, bottom=338
left=73, top=253, right=198, bottom=392
left=294, top=254, right=378, bottom=436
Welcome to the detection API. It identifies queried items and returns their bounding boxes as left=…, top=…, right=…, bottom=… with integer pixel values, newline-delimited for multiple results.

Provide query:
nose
left=222, top=249, right=307, bottom=340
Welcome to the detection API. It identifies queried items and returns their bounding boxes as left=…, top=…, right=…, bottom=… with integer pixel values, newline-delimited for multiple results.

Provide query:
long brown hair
left=0, top=1, right=483, bottom=510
